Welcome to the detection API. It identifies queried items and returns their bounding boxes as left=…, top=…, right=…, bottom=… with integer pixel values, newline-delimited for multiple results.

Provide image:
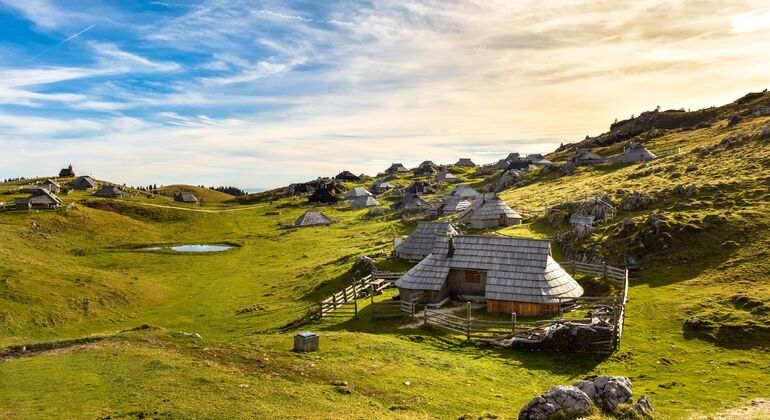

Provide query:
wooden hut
left=434, top=196, right=472, bottom=216
left=295, top=211, right=333, bottom=227
left=413, top=161, right=438, bottom=175
left=405, top=181, right=437, bottom=195
left=14, top=190, right=62, bottom=210
left=70, top=176, right=97, bottom=190
left=454, top=158, right=476, bottom=167
left=350, top=195, right=380, bottom=209
left=369, top=180, right=395, bottom=195
left=458, top=193, right=522, bottom=229
left=39, top=179, right=61, bottom=193
left=343, top=186, right=373, bottom=200
left=569, top=148, right=604, bottom=165
left=308, top=186, right=340, bottom=204
left=395, top=222, right=461, bottom=261
left=384, top=163, right=410, bottom=174
left=94, top=185, right=125, bottom=198
left=174, top=191, right=198, bottom=203
left=617, top=142, right=656, bottom=163
left=334, top=170, right=361, bottom=182
left=447, top=184, right=481, bottom=200
left=436, top=170, right=460, bottom=184
left=391, top=193, right=432, bottom=212
left=395, top=235, right=583, bottom=315
left=58, top=164, right=75, bottom=178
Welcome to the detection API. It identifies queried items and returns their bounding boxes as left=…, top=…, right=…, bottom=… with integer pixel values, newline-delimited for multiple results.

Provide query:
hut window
left=465, top=271, right=481, bottom=283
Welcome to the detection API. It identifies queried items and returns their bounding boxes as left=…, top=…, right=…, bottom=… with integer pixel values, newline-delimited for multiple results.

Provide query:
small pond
left=138, top=244, right=233, bottom=252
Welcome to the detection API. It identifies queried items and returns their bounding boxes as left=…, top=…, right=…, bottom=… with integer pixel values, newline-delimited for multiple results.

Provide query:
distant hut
left=491, top=159, right=511, bottom=170
left=436, top=170, right=460, bottom=184
left=94, top=185, right=125, bottom=198
left=413, top=161, right=438, bottom=175
left=395, top=222, right=461, bottom=261
left=58, top=164, right=75, bottom=178
left=350, top=195, right=381, bottom=209
left=454, top=158, right=477, bottom=167
left=344, top=186, right=373, bottom=200
left=617, top=142, right=657, bottom=163
left=70, top=176, right=97, bottom=190
left=14, top=190, right=62, bottom=210
left=369, top=180, right=395, bottom=195
left=458, top=193, right=522, bottom=229
left=434, top=196, right=472, bottom=216
left=335, top=170, right=361, bottom=182
left=308, top=185, right=339, bottom=204
left=569, top=148, right=604, bottom=165
left=391, top=194, right=432, bottom=212
left=384, top=163, right=410, bottom=174
left=174, top=191, right=199, bottom=203
left=39, top=179, right=61, bottom=194
left=405, top=181, right=437, bottom=195
left=447, top=184, right=481, bottom=200
left=569, top=213, right=595, bottom=227
left=295, top=210, right=333, bottom=227
left=395, top=235, right=583, bottom=315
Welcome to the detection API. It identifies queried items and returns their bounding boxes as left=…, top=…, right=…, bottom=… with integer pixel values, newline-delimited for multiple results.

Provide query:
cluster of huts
left=12, top=165, right=132, bottom=210
left=567, top=142, right=657, bottom=167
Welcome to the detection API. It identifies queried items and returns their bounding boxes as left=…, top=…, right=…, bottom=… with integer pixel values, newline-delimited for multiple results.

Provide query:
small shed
left=350, top=195, right=380, bottom=209
left=436, top=170, right=460, bottom=184
left=335, top=170, right=361, bottom=182
left=369, top=180, right=395, bottom=195
left=405, top=181, right=437, bottom=195
left=395, top=222, right=461, bottom=261
left=344, top=186, right=373, bottom=200
left=295, top=211, right=333, bottom=227
left=391, top=194, right=432, bottom=212
left=70, top=176, right=97, bottom=190
left=569, top=148, right=604, bottom=165
left=569, top=213, right=595, bottom=227
left=384, top=163, right=410, bottom=174
left=395, top=235, right=583, bottom=316
left=454, top=158, right=476, bottom=167
left=95, top=185, right=125, bottom=198
left=58, top=164, right=75, bottom=178
left=458, top=194, right=522, bottom=229
left=617, top=142, right=657, bottom=163
left=413, top=161, right=438, bottom=175
left=174, top=191, right=199, bottom=203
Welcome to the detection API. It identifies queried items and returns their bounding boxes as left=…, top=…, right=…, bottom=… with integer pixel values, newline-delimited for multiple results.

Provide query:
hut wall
left=447, top=269, right=486, bottom=296
left=487, top=300, right=559, bottom=316
left=395, top=251, right=427, bottom=262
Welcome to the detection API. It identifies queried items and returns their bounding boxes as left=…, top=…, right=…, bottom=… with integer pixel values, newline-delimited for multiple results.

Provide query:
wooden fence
left=424, top=303, right=521, bottom=340
left=318, top=271, right=404, bottom=319
left=559, top=260, right=628, bottom=284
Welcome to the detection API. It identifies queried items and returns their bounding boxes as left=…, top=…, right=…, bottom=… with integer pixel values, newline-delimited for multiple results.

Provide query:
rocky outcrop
left=494, top=169, right=522, bottom=192
left=519, top=377, right=654, bottom=420
left=518, top=385, right=592, bottom=420
left=351, top=256, right=377, bottom=278
left=619, top=191, right=653, bottom=211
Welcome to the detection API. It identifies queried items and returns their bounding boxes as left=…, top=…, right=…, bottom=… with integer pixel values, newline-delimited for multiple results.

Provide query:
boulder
left=518, top=385, right=592, bottom=420
left=593, top=376, right=633, bottom=411
left=572, top=380, right=596, bottom=401
left=619, top=191, right=653, bottom=211
left=351, top=256, right=377, bottom=278
left=632, top=395, right=655, bottom=416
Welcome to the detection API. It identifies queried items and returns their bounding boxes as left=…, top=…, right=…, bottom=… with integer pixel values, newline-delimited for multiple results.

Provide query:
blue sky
left=1, top=0, right=770, bottom=189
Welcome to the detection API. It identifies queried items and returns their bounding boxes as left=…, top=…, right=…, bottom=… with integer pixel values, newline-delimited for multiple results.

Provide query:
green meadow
left=2, top=107, right=770, bottom=419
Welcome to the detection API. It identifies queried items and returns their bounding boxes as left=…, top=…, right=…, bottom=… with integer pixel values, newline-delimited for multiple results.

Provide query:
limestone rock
left=351, top=256, right=377, bottom=278
left=619, top=191, right=653, bottom=211
left=593, top=376, right=633, bottom=411
left=518, top=385, right=592, bottom=420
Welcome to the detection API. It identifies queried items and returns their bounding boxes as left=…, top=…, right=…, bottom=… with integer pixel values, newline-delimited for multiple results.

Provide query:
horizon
left=2, top=1, right=770, bottom=189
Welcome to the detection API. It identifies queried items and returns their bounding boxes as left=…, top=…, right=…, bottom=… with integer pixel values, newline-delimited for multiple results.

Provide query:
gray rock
left=619, top=191, right=653, bottom=211
left=633, top=395, right=655, bottom=415
left=593, top=376, right=633, bottom=411
left=572, top=380, right=596, bottom=401
left=518, top=385, right=592, bottom=420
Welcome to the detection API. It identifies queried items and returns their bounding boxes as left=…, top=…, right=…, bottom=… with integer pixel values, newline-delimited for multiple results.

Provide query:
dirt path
left=122, top=201, right=266, bottom=213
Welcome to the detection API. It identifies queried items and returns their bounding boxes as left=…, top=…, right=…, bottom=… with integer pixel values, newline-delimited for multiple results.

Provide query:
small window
left=465, top=271, right=481, bottom=283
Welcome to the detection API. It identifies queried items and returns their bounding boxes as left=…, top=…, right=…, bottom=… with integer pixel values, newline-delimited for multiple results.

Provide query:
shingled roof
left=436, top=170, right=460, bottom=184
left=391, top=193, right=432, bottom=212
left=405, top=181, right=437, bottom=195
left=434, top=196, right=472, bottom=216
left=447, top=184, right=481, bottom=200
left=175, top=191, right=198, bottom=203
left=344, top=186, right=373, bottom=200
left=395, top=222, right=460, bottom=261
left=459, top=194, right=522, bottom=224
left=295, top=210, right=333, bottom=227
left=94, top=185, right=125, bottom=198
left=395, top=235, right=583, bottom=304
left=350, top=195, right=381, bottom=209
left=454, top=158, right=476, bottom=167
left=70, top=176, right=97, bottom=190
left=617, top=142, right=657, bottom=163
left=385, top=163, right=409, bottom=174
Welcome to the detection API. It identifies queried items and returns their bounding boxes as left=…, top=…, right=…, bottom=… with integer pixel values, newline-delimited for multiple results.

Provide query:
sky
left=1, top=1, right=769, bottom=189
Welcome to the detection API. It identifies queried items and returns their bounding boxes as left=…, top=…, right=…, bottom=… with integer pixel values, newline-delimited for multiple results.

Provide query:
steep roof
left=391, top=194, right=432, bottom=211
left=95, top=185, right=124, bottom=198
left=434, top=196, right=472, bottom=215
left=454, top=158, right=476, bottom=167
left=308, top=188, right=339, bottom=203
left=436, top=170, right=460, bottom=183
left=58, top=165, right=75, bottom=178
left=396, top=222, right=460, bottom=260
left=395, top=235, right=583, bottom=303
left=350, top=195, right=381, bottom=209
left=335, top=170, right=361, bottom=181
left=447, top=184, right=481, bottom=200
left=570, top=148, right=604, bottom=163
left=70, top=176, right=97, bottom=189
left=295, top=211, right=333, bottom=227
left=405, top=181, right=437, bottom=195
left=16, top=190, right=62, bottom=206
left=459, top=194, right=522, bottom=223
left=385, top=163, right=409, bottom=174
left=175, top=191, right=198, bottom=203
left=618, top=142, right=657, bottom=162
left=344, top=186, right=373, bottom=199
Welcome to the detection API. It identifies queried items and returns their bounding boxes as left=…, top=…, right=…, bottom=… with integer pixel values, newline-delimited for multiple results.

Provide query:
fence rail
left=558, top=260, right=628, bottom=284
left=318, top=270, right=405, bottom=319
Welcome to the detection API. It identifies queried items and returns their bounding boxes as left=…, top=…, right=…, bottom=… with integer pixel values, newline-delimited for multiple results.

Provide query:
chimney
left=447, top=235, right=455, bottom=258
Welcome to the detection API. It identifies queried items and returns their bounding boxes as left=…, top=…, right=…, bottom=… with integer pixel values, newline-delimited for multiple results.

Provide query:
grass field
left=2, top=101, right=770, bottom=418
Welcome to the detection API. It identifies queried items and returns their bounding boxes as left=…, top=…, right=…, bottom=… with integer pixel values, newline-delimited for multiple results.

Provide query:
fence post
left=466, top=302, right=472, bottom=341
left=424, top=306, right=428, bottom=326
left=512, top=312, right=517, bottom=333
left=601, top=262, right=607, bottom=279
left=411, top=302, right=415, bottom=321
left=354, top=300, right=358, bottom=319
left=352, top=283, right=358, bottom=299
left=343, top=287, right=348, bottom=302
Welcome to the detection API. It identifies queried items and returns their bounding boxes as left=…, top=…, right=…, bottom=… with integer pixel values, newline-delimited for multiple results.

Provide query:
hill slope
left=155, top=185, right=235, bottom=204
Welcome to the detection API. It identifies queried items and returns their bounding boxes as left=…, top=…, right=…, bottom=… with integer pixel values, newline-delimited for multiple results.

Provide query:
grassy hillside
left=155, top=184, right=236, bottom=204
left=1, top=92, right=770, bottom=419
